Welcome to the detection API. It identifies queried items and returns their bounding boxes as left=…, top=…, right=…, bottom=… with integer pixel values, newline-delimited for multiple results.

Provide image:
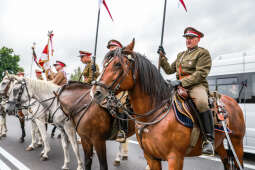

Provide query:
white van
left=207, top=49, right=255, bottom=154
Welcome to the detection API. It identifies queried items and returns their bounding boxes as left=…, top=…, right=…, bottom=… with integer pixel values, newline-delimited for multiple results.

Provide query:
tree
left=0, top=47, right=24, bottom=81
left=70, top=66, right=83, bottom=81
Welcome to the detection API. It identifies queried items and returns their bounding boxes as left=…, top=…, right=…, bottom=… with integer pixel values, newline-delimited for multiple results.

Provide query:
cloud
left=0, top=0, right=254, bottom=78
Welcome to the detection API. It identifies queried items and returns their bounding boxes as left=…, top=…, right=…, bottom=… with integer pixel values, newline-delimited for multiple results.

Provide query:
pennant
left=99, top=0, right=113, bottom=21
left=179, top=0, right=187, bottom=12
left=38, top=44, right=50, bottom=70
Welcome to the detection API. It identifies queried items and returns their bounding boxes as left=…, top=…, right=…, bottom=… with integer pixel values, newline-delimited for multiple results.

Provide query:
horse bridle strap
left=95, top=53, right=136, bottom=93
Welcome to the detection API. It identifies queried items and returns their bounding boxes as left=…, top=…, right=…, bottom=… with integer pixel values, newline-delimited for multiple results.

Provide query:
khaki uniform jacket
left=46, top=69, right=67, bottom=86
left=160, top=46, right=212, bottom=89
left=83, top=62, right=100, bottom=84
left=36, top=75, right=44, bottom=80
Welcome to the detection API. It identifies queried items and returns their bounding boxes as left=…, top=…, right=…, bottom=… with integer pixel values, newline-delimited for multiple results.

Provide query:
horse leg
left=81, top=138, right=93, bottom=170
left=144, top=153, right=161, bottom=170
left=26, top=120, right=37, bottom=151
left=18, top=117, right=26, bottom=143
left=63, top=122, right=83, bottom=170
left=216, top=143, right=229, bottom=170
left=167, top=152, right=184, bottom=170
left=59, top=130, right=70, bottom=170
left=35, top=119, right=50, bottom=161
left=51, top=125, right=57, bottom=138
left=114, top=143, right=121, bottom=166
left=0, top=114, right=6, bottom=138
left=229, top=136, right=244, bottom=170
left=36, top=125, right=43, bottom=147
left=121, top=141, right=128, bottom=160
left=94, top=139, right=108, bottom=170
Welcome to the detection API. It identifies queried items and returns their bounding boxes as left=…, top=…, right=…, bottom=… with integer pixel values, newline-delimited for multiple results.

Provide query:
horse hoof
left=62, top=166, right=69, bottom=170
left=40, top=156, right=48, bottom=161
left=122, top=156, right=128, bottom=160
left=26, top=147, right=34, bottom=151
left=113, top=160, right=120, bottom=166
left=19, top=138, right=25, bottom=143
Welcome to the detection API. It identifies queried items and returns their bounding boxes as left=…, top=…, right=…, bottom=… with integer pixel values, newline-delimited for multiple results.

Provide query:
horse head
left=4, top=76, right=31, bottom=114
left=92, top=39, right=137, bottom=105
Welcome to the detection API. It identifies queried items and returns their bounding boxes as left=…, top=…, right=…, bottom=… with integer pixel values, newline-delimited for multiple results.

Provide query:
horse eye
left=114, top=62, right=122, bottom=68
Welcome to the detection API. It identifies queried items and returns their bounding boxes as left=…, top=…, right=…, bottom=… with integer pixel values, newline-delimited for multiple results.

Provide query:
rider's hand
left=171, top=80, right=182, bottom=87
left=157, top=45, right=166, bottom=56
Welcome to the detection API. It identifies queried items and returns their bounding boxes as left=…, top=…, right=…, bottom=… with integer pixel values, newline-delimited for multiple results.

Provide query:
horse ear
left=5, top=71, right=9, bottom=77
left=123, top=38, right=135, bottom=53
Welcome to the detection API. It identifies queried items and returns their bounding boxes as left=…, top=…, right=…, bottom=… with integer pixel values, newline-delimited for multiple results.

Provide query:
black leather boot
left=199, top=110, right=214, bottom=156
left=116, top=115, right=128, bottom=143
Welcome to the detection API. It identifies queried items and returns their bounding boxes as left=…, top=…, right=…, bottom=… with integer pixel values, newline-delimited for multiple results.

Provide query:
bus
left=207, top=49, right=255, bottom=154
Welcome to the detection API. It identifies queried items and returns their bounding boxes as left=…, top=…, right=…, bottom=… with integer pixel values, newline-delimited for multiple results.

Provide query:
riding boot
left=199, top=110, right=214, bottom=156
left=116, top=115, right=128, bottom=143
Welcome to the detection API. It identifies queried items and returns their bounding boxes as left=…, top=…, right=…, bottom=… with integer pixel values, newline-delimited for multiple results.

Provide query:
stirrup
left=116, top=130, right=126, bottom=143
left=202, top=140, right=215, bottom=156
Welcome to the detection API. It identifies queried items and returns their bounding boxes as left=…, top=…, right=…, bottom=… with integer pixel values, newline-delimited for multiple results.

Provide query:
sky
left=1, top=0, right=255, bottom=78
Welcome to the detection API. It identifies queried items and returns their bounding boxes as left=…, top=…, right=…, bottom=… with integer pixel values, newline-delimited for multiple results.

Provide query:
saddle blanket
left=173, top=101, right=231, bottom=133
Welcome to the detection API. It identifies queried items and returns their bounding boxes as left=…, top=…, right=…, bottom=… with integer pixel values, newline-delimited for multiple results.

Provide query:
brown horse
left=57, top=81, right=135, bottom=170
left=91, top=40, right=246, bottom=170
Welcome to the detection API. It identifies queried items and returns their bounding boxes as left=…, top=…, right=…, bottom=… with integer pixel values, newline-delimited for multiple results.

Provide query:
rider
left=35, top=69, right=44, bottom=80
left=107, top=40, right=129, bottom=143
left=46, top=60, right=67, bottom=86
left=78, top=50, right=100, bottom=84
left=158, top=27, right=214, bottom=155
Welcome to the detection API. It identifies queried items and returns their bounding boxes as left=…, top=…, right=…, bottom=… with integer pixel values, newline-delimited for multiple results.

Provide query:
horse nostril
left=94, top=90, right=102, bottom=98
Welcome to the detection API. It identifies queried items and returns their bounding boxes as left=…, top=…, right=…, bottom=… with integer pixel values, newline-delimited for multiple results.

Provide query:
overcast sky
left=1, top=0, right=255, bottom=78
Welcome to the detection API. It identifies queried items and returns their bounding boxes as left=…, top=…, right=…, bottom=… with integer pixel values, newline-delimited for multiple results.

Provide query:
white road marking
left=129, top=140, right=255, bottom=169
left=0, top=147, right=30, bottom=170
left=0, top=158, right=11, bottom=170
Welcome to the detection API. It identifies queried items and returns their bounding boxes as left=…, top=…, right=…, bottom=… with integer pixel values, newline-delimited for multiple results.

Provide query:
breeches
left=189, top=85, right=209, bottom=113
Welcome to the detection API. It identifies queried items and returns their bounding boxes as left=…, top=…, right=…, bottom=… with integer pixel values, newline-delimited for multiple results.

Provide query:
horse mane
left=26, top=78, right=60, bottom=96
left=133, top=53, right=172, bottom=104
left=103, top=48, right=173, bottom=105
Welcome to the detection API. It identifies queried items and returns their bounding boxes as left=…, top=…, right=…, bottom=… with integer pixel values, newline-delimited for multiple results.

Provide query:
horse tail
left=227, top=142, right=243, bottom=170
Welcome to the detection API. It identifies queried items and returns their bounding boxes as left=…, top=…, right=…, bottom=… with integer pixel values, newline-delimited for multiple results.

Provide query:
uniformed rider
left=35, top=69, right=44, bottom=80
left=158, top=27, right=214, bottom=155
left=78, top=51, right=100, bottom=84
left=46, top=60, right=67, bottom=86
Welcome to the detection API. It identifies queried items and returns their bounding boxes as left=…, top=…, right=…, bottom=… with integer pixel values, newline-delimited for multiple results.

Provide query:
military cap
left=17, top=72, right=24, bottom=76
left=35, top=69, right=42, bottom=74
left=183, top=27, right=204, bottom=38
left=107, top=40, right=123, bottom=49
left=53, top=60, right=66, bottom=67
left=78, top=50, right=92, bottom=58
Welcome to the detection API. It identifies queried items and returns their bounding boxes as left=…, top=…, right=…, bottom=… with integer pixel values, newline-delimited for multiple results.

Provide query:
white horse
left=0, top=74, right=43, bottom=149
left=5, top=75, right=83, bottom=170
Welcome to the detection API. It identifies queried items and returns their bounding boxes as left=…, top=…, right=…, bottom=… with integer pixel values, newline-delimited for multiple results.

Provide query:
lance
left=158, top=0, right=168, bottom=71
left=30, top=42, right=36, bottom=78
left=92, top=6, right=101, bottom=81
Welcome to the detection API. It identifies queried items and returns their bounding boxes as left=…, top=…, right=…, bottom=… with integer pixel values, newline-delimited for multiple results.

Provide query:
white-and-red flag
left=179, top=0, right=187, bottom=12
left=38, top=43, right=50, bottom=70
left=38, top=32, right=54, bottom=71
left=99, top=0, right=113, bottom=21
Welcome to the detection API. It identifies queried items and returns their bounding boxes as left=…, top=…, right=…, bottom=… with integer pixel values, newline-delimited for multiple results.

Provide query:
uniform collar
left=187, top=46, right=198, bottom=53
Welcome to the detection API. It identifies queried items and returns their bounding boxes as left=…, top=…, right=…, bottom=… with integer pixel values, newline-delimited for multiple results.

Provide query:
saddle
left=173, top=86, right=230, bottom=132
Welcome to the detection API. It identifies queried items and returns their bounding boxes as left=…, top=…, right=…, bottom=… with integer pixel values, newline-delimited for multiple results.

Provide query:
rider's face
left=186, top=36, right=200, bottom=49
left=109, top=46, right=118, bottom=51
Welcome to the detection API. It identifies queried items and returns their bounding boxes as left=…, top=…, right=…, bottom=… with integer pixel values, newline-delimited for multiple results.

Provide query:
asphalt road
left=0, top=116, right=254, bottom=170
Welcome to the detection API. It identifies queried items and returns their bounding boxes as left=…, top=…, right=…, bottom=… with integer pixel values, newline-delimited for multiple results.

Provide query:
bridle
left=7, top=79, right=32, bottom=110
left=93, top=49, right=136, bottom=93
